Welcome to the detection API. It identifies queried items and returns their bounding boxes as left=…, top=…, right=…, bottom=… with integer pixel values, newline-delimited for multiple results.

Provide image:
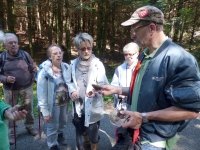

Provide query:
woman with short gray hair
left=67, top=32, right=108, bottom=150
left=73, top=32, right=93, bottom=50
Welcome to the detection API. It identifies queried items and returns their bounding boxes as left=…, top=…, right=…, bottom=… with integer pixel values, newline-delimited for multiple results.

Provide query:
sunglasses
left=79, top=47, right=92, bottom=52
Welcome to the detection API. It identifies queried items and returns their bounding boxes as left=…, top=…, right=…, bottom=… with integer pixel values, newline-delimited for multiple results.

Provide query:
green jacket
left=0, top=99, right=11, bottom=150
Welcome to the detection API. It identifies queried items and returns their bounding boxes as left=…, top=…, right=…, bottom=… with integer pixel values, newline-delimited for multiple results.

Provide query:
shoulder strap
left=0, top=51, right=7, bottom=73
left=19, top=50, right=31, bottom=66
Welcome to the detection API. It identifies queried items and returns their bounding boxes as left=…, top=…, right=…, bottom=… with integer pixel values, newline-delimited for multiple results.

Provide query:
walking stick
left=38, top=106, right=41, bottom=139
left=11, top=86, right=17, bottom=149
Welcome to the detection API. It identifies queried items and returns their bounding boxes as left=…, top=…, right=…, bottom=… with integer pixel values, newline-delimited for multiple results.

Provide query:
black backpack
left=111, top=127, right=141, bottom=150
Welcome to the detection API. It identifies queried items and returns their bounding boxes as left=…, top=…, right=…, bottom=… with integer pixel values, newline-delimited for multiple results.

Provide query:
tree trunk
left=109, top=1, right=116, bottom=54
left=189, top=2, right=199, bottom=50
left=57, top=0, right=63, bottom=45
left=36, top=3, right=41, bottom=38
left=64, top=0, right=71, bottom=61
left=0, top=0, right=5, bottom=30
left=96, top=0, right=107, bottom=58
left=173, top=0, right=184, bottom=42
left=6, top=0, right=15, bottom=32
left=27, top=0, right=33, bottom=55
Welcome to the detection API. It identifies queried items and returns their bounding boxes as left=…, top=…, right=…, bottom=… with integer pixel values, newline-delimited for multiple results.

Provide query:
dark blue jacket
left=136, top=39, right=200, bottom=142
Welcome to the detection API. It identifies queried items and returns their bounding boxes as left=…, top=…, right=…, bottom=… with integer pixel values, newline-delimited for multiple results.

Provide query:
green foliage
left=191, top=47, right=200, bottom=65
left=32, top=83, right=39, bottom=117
left=0, top=43, right=4, bottom=52
left=104, top=95, right=113, bottom=103
left=0, top=84, right=3, bottom=99
left=105, top=63, right=117, bottom=83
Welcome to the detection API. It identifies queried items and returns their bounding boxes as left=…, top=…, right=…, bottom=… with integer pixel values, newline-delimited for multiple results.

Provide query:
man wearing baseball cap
left=121, top=5, right=164, bottom=26
left=99, top=5, right=200, bottom=150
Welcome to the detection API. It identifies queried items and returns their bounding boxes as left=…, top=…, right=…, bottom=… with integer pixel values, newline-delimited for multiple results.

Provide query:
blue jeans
left=46, top=105, right=67, bottom=148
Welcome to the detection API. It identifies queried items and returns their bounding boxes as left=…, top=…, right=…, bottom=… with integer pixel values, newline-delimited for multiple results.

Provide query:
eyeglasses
left=52, top=51, right=64, bottom=55
left=79, top=47, right=92, bottom=52
left=124, top=52, right=138, bottom=57
left=7, top=41, right=18, bottom=45
left=131, top=23, right=149, bottom=33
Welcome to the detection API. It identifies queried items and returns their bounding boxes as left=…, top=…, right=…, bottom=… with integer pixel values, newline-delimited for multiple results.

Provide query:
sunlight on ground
left=99, top=129, right=115, bottom=147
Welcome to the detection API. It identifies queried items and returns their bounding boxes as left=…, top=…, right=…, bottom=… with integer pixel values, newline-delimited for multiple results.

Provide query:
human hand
left=86, top=91, right=95, bottom=98
left=32, top=62, right=38, bottom=72
left=71, top=91, right=79, bottom=101
left=120, top=110, right=142, bottom=129
left=4, top=105, right=27, bottom=121
left=118, top=94, right=126, bottom=99
left=6, top=76, right=15, bottom=83
left=98, top=84, right=122, bottom=96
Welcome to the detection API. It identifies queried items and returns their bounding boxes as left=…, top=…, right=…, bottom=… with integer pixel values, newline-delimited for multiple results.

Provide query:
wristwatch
left=141, top=112, right=149, bottom=123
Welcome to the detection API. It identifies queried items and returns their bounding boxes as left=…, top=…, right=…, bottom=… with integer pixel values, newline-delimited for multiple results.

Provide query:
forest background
left=1, top=2, right=200, bottom=147
left=0, top=0, right=200, bottom=114
left=1, top=0, right=200, bottom=64
left=1, top=0, right=200, bottom=82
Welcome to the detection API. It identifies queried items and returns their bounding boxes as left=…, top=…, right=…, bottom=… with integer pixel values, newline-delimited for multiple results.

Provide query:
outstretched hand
left=4, top=105, right=27, bottom=121
left=98, top=84, right=122, bottom=96
left=120, top=110, right=143, bottom=129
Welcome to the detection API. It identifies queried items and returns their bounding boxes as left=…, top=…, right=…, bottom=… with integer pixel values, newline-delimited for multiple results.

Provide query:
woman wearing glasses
left=37, top=44, right=71, bottom=150
left=67, top=32, right=108, bottom=150
left=110, top=42, right=139, bottom=149
left=111, top=42, right=139, bottom=108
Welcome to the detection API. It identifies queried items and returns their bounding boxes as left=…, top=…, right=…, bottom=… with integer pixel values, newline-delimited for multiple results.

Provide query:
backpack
left=111, top=127, right=141, bottom=150
left=0, top=50, right=33, bottom=74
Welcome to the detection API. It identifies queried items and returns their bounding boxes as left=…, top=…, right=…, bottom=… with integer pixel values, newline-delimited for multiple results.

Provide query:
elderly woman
left=37, top=44, right=70, bottom=150
left=67, top=32, right=108, bottom=150
left=110, top=42, right=139, bottom=149
left=111, top=42, right=139, bottom=108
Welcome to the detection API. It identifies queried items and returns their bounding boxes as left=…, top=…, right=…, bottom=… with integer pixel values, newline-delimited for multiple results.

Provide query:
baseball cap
left=121, top=5, right=164, bottom=26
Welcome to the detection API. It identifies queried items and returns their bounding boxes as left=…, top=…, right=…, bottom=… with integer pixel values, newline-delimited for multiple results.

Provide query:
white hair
left=123, top=42, right=139, bottom=53
left=3, top=33, right=18, bottom=44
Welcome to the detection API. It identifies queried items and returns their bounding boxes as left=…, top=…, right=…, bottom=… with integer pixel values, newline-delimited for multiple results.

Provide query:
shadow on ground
left=10, top=107, right=200, bottom=150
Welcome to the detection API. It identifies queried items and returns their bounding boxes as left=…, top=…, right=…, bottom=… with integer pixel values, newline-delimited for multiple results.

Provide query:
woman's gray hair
left=3, top=33, right=18, bottom=44
left=73, top=32, right=93, bottom=49
left=47, top=44, right=62, bottom=58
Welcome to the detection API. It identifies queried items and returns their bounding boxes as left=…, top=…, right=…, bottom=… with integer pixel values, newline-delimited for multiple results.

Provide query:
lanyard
left=128, top=53, right=145, bottom=143
left=129, top=54, right=145, bottom=103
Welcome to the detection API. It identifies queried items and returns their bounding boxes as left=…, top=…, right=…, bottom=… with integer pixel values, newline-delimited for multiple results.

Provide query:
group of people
left=1, top=5, right=200, bottom=150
